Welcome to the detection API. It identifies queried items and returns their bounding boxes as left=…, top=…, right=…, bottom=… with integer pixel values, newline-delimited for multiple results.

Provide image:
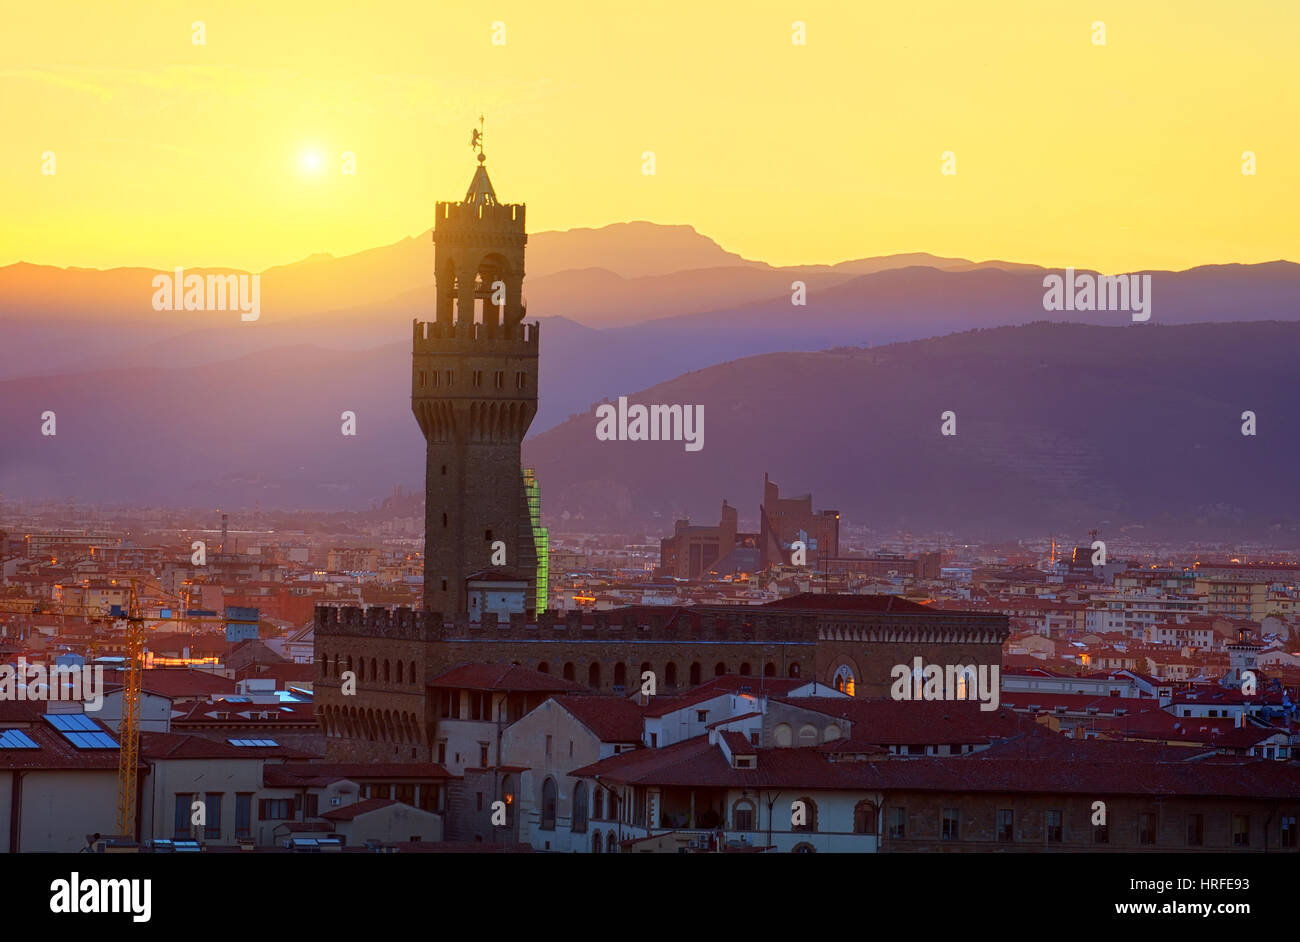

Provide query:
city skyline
left=2, top=4, right=1298, bottom=909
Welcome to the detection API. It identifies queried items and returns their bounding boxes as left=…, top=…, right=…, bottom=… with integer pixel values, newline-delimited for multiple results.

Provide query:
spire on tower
left=465, top=115, right=496, bottom=206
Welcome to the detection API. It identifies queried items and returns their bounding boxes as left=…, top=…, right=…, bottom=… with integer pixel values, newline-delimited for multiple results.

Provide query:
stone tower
left=412, top=147, right=539, bottom=616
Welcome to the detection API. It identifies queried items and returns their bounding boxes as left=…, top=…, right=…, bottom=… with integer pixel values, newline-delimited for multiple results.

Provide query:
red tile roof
left=173, top=700, right=317, bottom=726
left=102, top=668, right=237, bottom=700
left=720, top=730, right=754, bottom=756
left=235, top=662, right=314, bottom=684
left=0, top=718, right=140, bottom=771
left=551, top=695, right=644, bottom=743
left=761, top=593, right=933, bottom=613
left=641, top=688, right=736, bottom=718
left=706, top=711, right=762, bottom=730
left=997, top=693, right=1161, bottom=716
left=139, top=731, right=310, bottom=760
left=0, top=701, right=50, bottom=723
left=321, top=798, right=399, bottom=821
left=695, top=675, right=808, bottom=697
left=1088, top=711, right=1249, bottom=745
left=571, top=735, right=1300, bottom=799
left=771, top=697, right=1030, bottom=746
left=430, top=662, right=586, bottom=693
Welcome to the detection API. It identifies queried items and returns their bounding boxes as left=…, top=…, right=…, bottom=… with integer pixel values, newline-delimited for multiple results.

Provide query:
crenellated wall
left=312, top=600, right=1009, bottom=762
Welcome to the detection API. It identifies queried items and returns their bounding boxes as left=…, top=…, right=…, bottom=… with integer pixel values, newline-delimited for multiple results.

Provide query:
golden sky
left=2, top=0, right=1295, bottom=273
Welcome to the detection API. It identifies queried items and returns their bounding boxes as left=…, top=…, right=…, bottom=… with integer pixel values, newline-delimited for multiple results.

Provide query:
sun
left=298, top=148, right=325, bottom=177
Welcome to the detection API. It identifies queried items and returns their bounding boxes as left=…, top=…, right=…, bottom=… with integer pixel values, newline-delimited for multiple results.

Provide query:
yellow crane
left=106, top=582, right=229, bottom=838
left=115, top=581, right=145, bottom=837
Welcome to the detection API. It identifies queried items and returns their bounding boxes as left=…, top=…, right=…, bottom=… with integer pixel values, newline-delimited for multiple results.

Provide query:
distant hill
left=522, top=321, right=1300, bottom=539
left=5, top=233, right=1299, bottom=438
left=4, top=321, right=1300, bottom=541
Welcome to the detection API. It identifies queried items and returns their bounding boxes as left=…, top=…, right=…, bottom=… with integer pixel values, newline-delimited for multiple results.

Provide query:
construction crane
left=115, top=581, right=145, bottom=837
left=103, top=584, right=229, bottom=838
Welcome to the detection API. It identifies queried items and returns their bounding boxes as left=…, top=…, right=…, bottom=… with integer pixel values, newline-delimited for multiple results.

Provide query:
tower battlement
left=315, top=600, right=1008, bottom=646
left=434, top=200, right=526, bottom=236
left=412, top=318, right=539, bottom=352
left=316, top=604, right=443, bottom=641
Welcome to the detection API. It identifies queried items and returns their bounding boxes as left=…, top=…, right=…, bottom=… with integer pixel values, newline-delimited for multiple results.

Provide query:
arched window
left=613, top=662, right=626, bottom=688
left=689, top=662, right=701, bottom=686
left=593, top=788, right=605, bottom=820
left=588, top=662, right=601, bottom=688
left=541, top=778, right=557, bottom=831
left=573, top=781, right=589, bottom=833
left=383, top=660, right=391, bottom=682
left=606, top=831, right=617, bottom=854
left=793, top=796, right=818, bottom=832
left=773, top=723, right=793, bottom=747
left=592, top=831, right=602, bottom=853
left=739, top=662, right=751, bottom=676
left=563, top=662, right=575, bottom=681
left=953, top=665, right=977, bottom=701
left=357, top=659, right=365, bottom=681
left=537, top=661, right=549, bottom=674
left=409, top=660, right=417, bottom=684
left=854, top=800, right=877, bottom=835
left=665, top=662, right=677, bottom=688
left=732, top=799, right=756, bottom=832
left=833, top=664, right=855, bottom=697
left=798, top=724, right=818, bottom=747
left=788, top=663, right=801, bottom=678
left=501, top=775, right=515, bottom=824
left=714, top=661, right=727, bottom=677
left=395, top=661, right=403, bottom=684
left=370, top=658, right=378, bottom=681
left=345, top=655, right=353, bottom=675
left=791, top=842, right=816, bottom=853
left=764, top=662, right=776, bottom=677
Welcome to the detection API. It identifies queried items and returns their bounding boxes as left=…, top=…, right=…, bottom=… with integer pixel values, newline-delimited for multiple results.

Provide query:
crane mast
left=115, top=581, right=144, bottom=837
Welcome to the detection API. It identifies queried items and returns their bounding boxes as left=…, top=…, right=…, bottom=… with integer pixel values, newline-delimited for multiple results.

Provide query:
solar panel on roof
left=46, top=713, right=99, bottom=732
left=0, top=730, right=39, bottom=749
left=64, top=731, right=117, bottom=749
left=227, top=738, right=279, bottom=747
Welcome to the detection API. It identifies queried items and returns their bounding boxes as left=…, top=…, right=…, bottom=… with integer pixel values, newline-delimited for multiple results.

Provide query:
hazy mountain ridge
left=524, top=321, right=1300, bottom=538
left=4, top=322, right=1300, bottom=541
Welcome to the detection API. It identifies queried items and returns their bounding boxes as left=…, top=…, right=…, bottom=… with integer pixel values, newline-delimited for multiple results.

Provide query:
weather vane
left=470, top=115, right=485, bottom=161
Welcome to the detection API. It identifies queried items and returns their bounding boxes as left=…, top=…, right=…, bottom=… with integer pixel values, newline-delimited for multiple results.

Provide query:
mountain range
left=2, top=223, right=1298, bottom=536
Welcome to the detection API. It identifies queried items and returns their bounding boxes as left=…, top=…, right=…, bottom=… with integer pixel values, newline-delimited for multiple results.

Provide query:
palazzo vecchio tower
left=411, top=136, right=541, bottom=616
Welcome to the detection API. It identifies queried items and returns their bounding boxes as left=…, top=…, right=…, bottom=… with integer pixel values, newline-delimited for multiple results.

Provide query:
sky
left=1, top=0, right=1295, bottom=273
